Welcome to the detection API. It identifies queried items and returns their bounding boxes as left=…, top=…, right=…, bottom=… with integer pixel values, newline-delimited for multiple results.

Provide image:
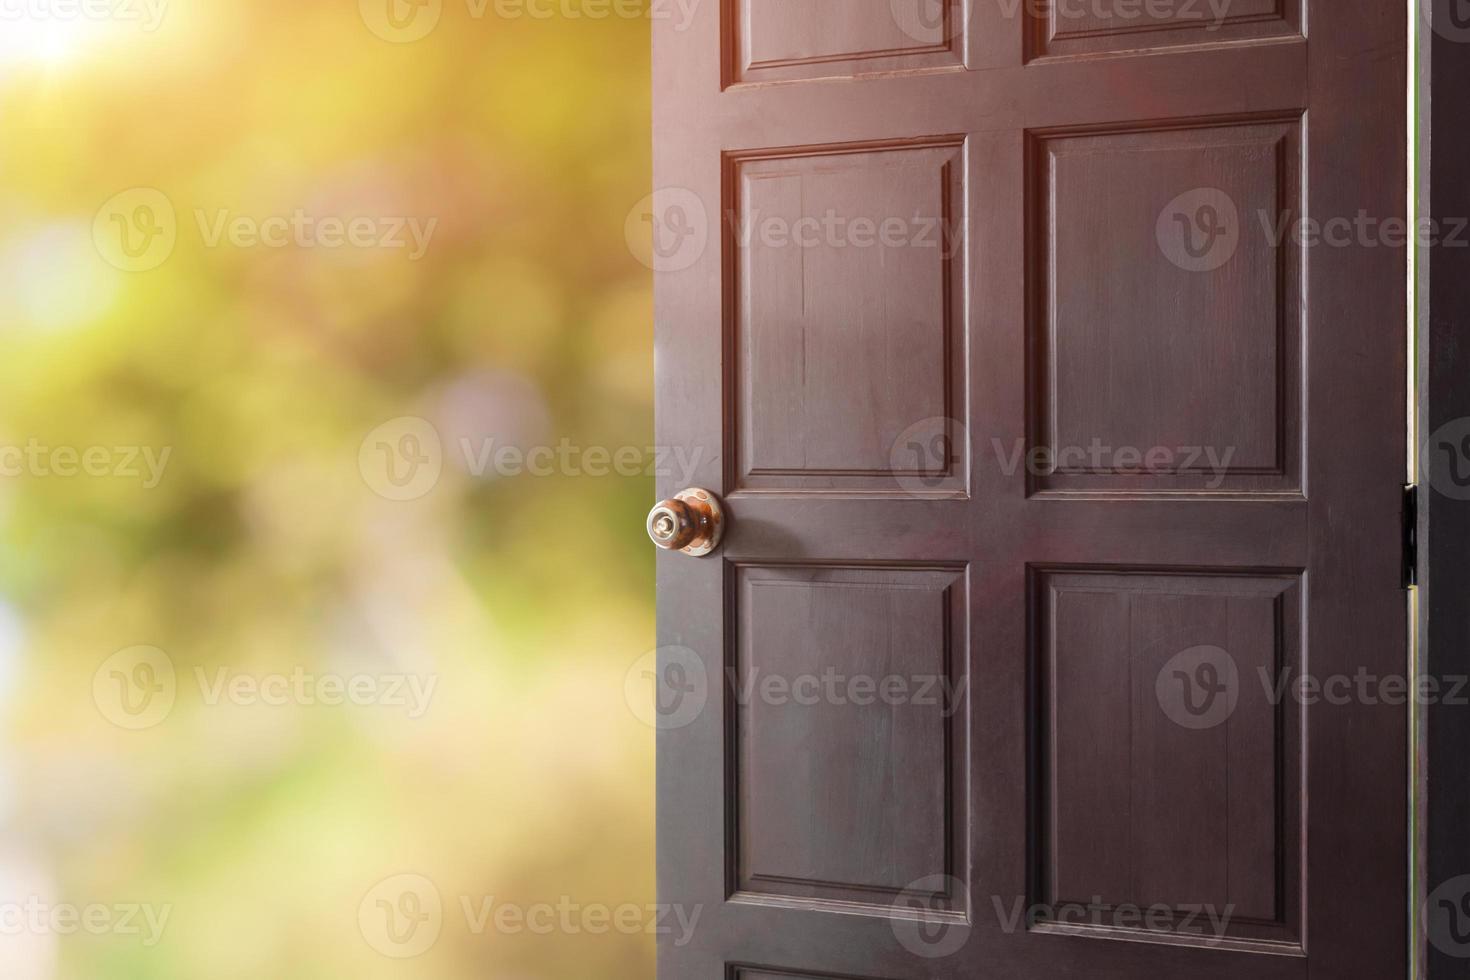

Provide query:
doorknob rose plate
left=646, top=487, right=725, bottom=556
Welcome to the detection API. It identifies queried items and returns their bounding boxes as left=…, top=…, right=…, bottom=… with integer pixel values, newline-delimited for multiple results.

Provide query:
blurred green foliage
left=0, top=2, right=654, bottom=976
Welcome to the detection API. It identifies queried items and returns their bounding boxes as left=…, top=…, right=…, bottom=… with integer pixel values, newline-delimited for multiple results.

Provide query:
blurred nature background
left=0, top=1, right=656, bottom=976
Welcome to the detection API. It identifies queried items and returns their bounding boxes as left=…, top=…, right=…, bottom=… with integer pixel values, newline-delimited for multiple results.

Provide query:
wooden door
left=652, top=2, right=1408, bottom=978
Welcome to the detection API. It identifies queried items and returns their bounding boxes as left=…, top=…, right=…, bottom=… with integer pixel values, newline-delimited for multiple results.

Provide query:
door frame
left=1417, top=2, right=1470, bottom=977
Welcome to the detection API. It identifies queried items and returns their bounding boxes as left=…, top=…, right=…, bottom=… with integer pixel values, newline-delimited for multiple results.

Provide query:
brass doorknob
left=646, top=488, right=725, bottom=556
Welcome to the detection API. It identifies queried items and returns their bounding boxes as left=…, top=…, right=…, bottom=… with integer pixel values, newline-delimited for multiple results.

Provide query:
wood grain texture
left=1029, top=0, right=1300, bottom=61
left=729, top=0, right=964, bottom=84
left=655, top=0, right=1407, bottom=976
left=1030, top=118, right=1303, bottom=496
left=1036, top=570, right=1301, bottom=948
left=728, top=563, right=967, bottom=910
left=1424, top=9, right=1470, bottom=980
left=729, top=141, right=965, bottom=494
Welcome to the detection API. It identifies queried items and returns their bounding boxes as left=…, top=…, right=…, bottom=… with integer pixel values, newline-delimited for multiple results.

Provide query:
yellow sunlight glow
left=0, top=13, right=107, bottom=67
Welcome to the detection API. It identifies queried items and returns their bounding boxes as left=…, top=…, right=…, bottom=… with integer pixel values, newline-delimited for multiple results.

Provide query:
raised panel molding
left=1028, top=115, right=1304, bottom=497
left=1031, top=567, right=1304, bottom=952
left=726, top=563, right=969, bottom=914
left=725, top=0, right=965, bottom=85
left=726, top=138, right=968, bottom=496
left=1027, top=0, right=1302, bottom=61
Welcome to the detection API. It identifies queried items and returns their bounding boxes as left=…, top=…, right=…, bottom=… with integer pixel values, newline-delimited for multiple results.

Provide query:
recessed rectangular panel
left=1034, top=569, right=1302, bottom=949
left=729, top=140, right=966, bottom=495
left=728, top=0, right=964, bottom=84
left=728, top=563, right=967, bottom=912
left=1029, top=0, right=1301, bottom=60
left=1030, top=117, right=1303, bottom=496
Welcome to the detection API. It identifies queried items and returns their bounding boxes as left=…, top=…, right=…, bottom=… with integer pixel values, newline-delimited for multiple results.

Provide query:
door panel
left=1031, top=117, right=1304, bottom=496
left=730, top=0, right=965, bottom=84
left=730, top=564, right=967, bottom=911
left=655, top=0, right=1407, bottom=977
left=1037, top=570, right=1303, bottom=949
left=729, top=141, right=966, bottom=495
left=1028, top=0, right=1301, bottom=60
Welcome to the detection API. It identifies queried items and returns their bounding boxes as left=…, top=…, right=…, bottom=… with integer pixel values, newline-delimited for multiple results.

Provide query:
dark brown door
left=652, top=2, right=1408, bottom=978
